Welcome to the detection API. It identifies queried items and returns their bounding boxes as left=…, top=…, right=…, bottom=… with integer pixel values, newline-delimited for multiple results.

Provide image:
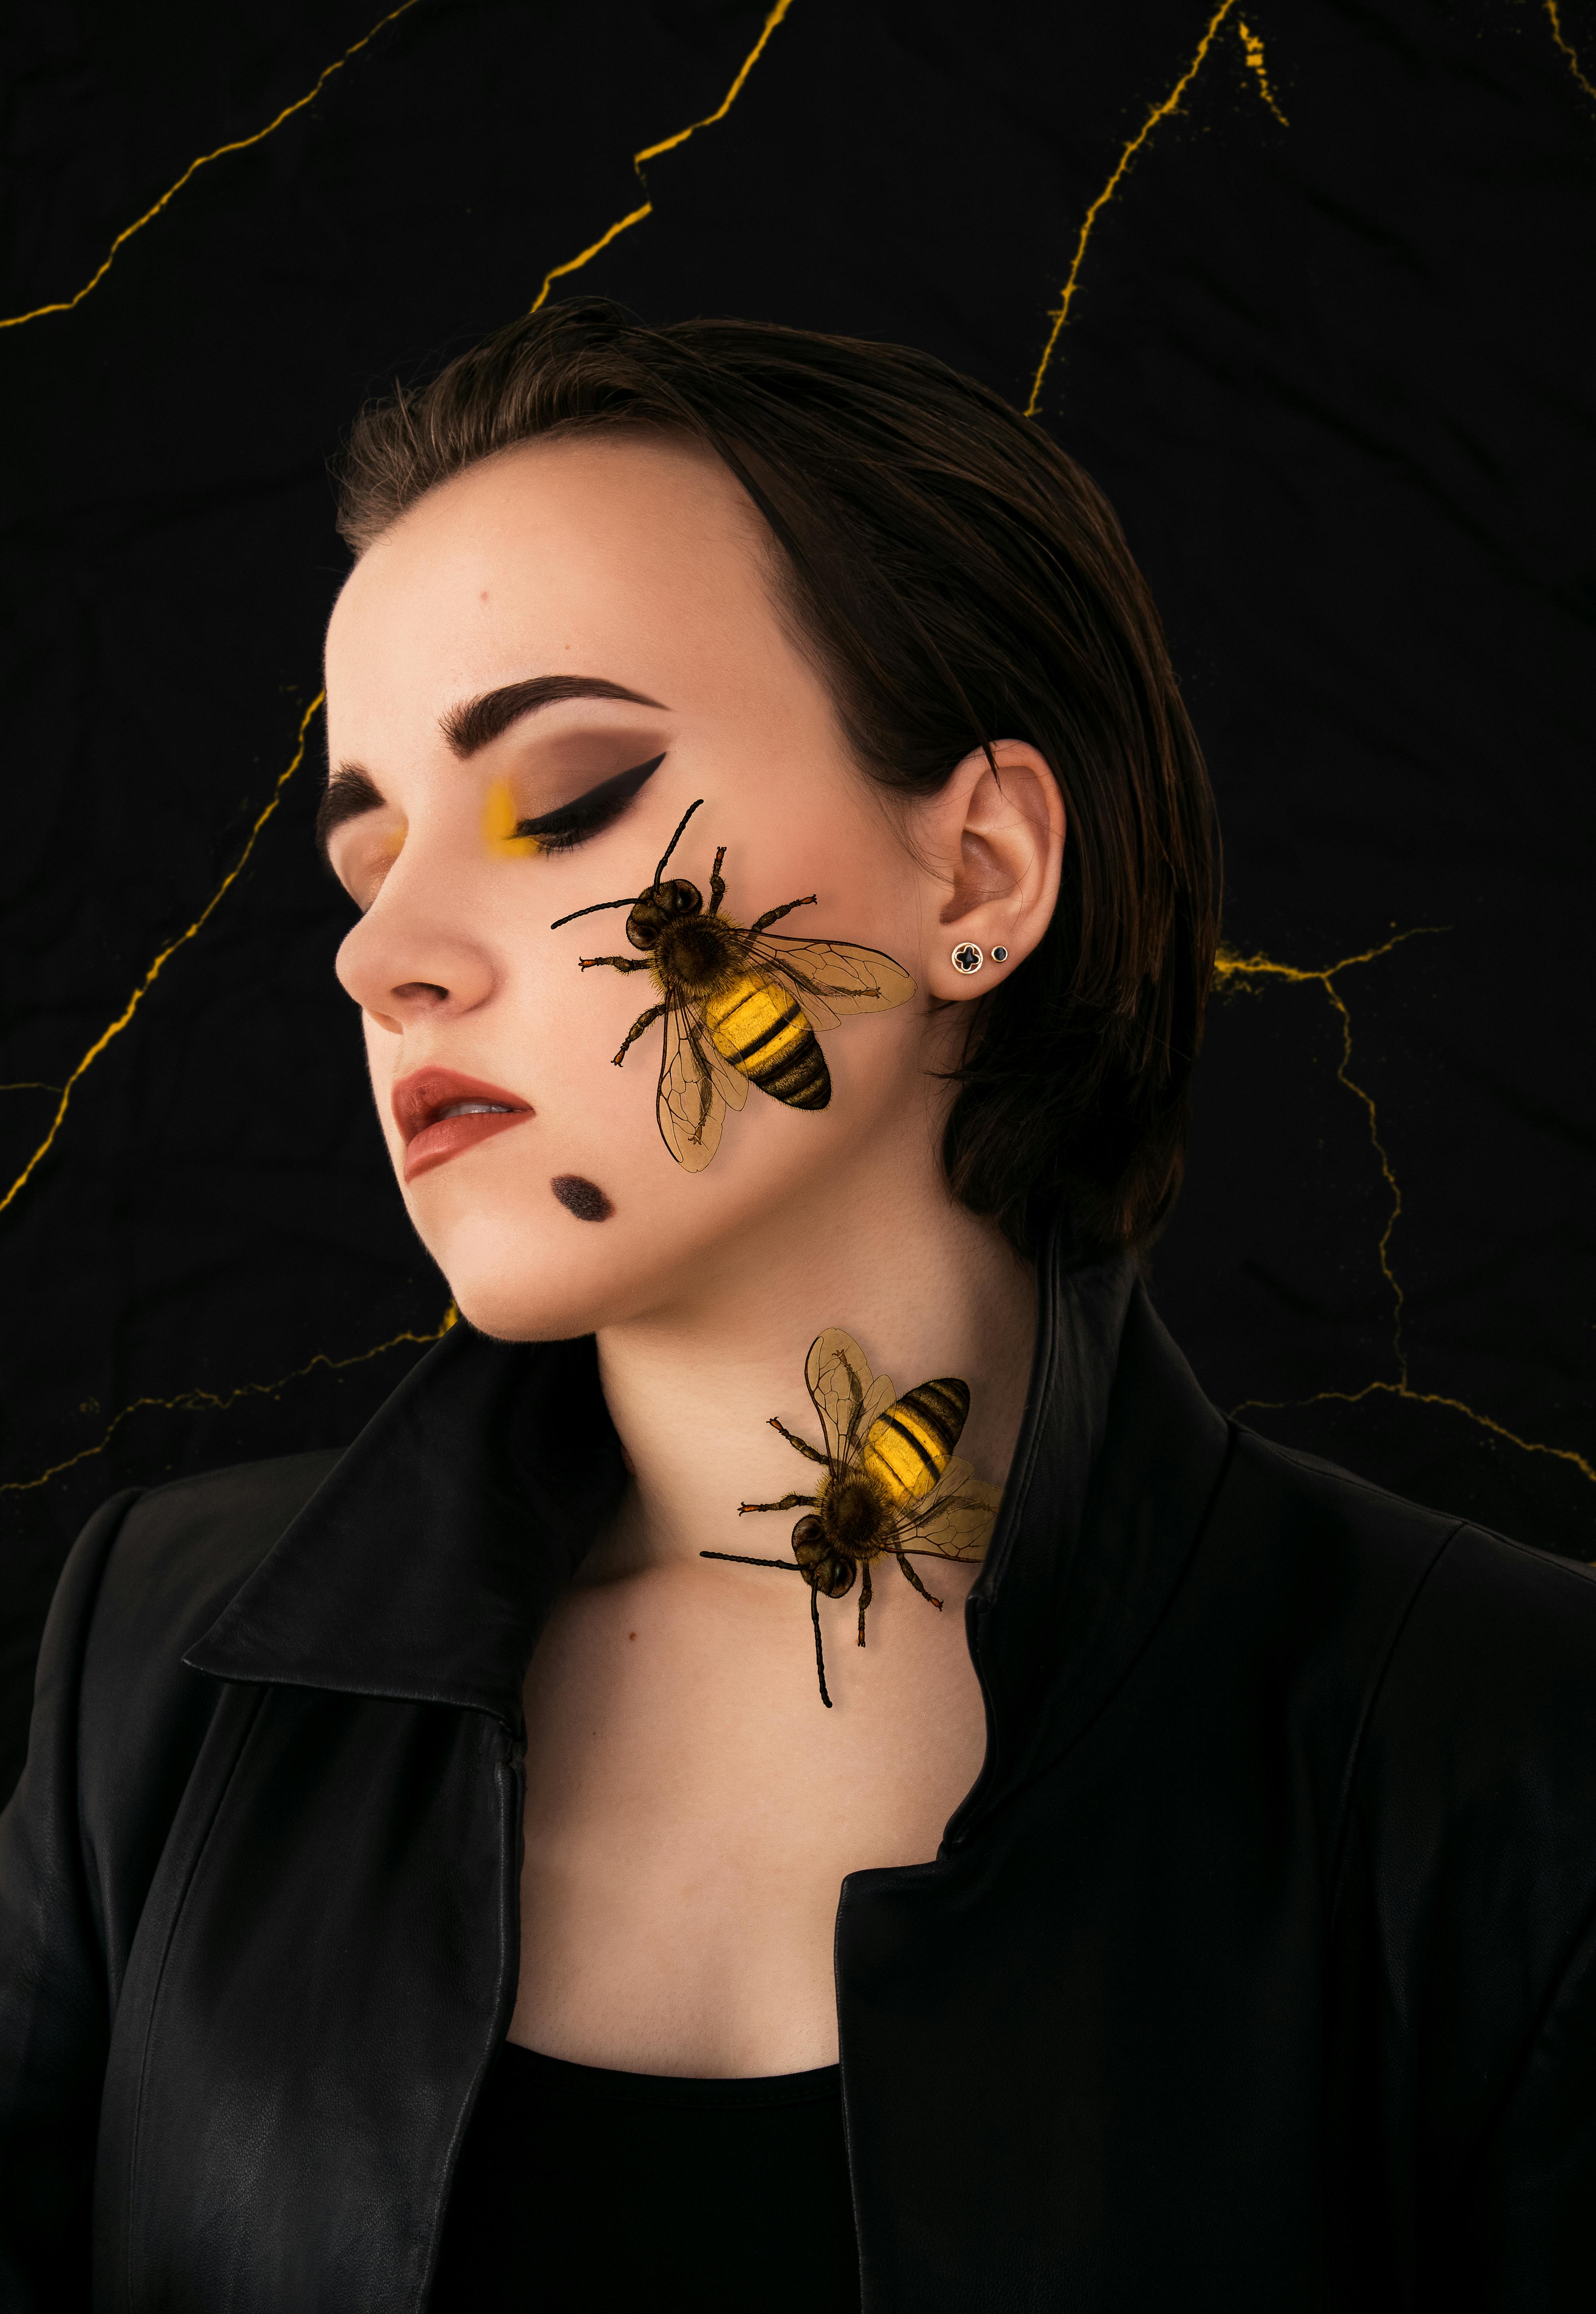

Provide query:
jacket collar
left=953, top=1232, right=1232, bottom=1833
left=186, top=1326, right=627, bottom=1721
left=188, top=1224, right=1231, bottom=1770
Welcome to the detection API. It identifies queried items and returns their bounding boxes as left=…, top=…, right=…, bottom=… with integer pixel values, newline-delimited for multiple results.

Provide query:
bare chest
left=509, top=1557, right=986, bottom=2075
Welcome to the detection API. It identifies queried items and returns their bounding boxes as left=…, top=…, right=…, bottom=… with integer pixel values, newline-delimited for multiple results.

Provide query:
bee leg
left=768, top=1416, right=828, bottom=1465
left=737, top=1493, right=816, bottom=1515
left=810, top=1581, right=833, bottom=1709
left=748, top=894, right=819, bottom=935
left=857, top=1560, right=872, bottom=1648
left=709, top=846, right=727, bottom=916
left=892, top=1545, right=944, bottom=1612
left=612, top=1004, right=666, bottom=1067
left=577, top=955, right=652, bottom=972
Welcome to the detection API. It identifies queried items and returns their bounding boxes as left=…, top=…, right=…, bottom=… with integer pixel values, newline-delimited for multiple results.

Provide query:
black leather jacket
left=4, top=1245, right=1596, bottom=2311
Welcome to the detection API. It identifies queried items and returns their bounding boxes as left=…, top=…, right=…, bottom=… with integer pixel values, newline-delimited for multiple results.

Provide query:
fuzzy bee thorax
left=816, top=1469, right=892, bottom=1555
left=652, top=911, right=739, bottom=990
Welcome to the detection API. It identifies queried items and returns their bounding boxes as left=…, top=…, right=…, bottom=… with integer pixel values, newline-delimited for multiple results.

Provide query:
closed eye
left=519, top=754, right=666, bottom=853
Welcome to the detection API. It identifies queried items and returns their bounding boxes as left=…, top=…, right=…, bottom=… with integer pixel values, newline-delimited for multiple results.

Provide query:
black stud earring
left=950, top=942, right=983, bottom=975
left=991, top=946, right=1008, bottom=963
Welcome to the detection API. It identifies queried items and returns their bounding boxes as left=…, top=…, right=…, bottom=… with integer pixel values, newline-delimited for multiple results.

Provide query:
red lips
left=392, top=1068, right=533, bottom=1183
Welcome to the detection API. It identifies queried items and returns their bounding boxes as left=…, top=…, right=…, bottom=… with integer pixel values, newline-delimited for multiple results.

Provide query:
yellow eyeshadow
left=482, top=778, right=541, bottom=858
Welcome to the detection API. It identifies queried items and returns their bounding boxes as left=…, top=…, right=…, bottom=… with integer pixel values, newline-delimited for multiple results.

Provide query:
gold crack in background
left=1213, top=938, right=1596, bottom=1491
left=1544, top=1, right=1596, bottom=103
left=527, top=0, right=794, bottom=311
left=1019, top=4, right=1594, bottom=1504
left=0, top=696, right=324, bottom=1216
left=1237, top=20, right=1291, bottom=123
left=0, top=1309, right=457, bottom=1500
left=1, top=0, right=409, bottom=1305
left=0, top=0, right=424, bottom=331
left=1213, top=932, right=1436, bottom=1375
left=1027, top=0, right=1276, bottom=419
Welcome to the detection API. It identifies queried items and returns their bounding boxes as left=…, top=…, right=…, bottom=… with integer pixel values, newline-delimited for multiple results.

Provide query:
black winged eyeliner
left=516, top=753, right=666, bottom=851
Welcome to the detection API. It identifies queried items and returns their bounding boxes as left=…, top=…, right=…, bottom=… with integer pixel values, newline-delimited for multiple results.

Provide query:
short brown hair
left=336, top=300, right=1219, bottom=1252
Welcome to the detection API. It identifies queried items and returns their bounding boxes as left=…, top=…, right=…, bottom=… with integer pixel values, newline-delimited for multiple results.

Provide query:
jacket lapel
left=954, top=1230, right=1233, bottom=1831
left=186, top=1325, right=626, bottom=1722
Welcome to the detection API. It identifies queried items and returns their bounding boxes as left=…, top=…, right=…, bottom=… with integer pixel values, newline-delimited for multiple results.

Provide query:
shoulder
left=73, top=1450, right=343, bottom=1889
left=1219, top=1420, right=1596, bottom=1691
left=1216, top=1424, right=1596, bottom=1958
left=1, top=1450, right=343, bottom=2007
left=83, top=1447, right=346, bottom=1687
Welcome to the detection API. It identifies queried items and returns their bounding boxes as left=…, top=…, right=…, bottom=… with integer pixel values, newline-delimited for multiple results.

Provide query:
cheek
left=390, top=797, right=927, bottom=1338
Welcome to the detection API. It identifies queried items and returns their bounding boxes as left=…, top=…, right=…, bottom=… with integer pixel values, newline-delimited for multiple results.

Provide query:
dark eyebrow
left=315, top=764, right=385, bottom=862
left=439, top=674, right=669, bottom=759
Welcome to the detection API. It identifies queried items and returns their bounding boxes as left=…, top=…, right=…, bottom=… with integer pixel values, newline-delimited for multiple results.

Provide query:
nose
left=335, top=883, right=497, bottom=1036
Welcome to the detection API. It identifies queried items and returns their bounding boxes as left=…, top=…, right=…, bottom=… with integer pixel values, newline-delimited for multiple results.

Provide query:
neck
left=592, top=1138, right=1037, bottom=1576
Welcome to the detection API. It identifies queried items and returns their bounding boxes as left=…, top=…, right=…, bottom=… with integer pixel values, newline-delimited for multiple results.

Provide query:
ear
left=912, top=742, right=1066, bottom=1001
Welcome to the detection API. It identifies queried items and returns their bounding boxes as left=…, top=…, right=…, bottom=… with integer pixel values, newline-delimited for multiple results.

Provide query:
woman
left=3, top=301, right=1594, bottom=2312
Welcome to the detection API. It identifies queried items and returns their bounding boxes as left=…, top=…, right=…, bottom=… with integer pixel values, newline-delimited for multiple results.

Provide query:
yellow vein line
left=1545, top=0, right=1596, bottom=101
left=1237, top=20, right=1290, bottom=124
left=0, top=0, right=423, bottom=331
left=529, top=204, right=655, bottom=311
left=1229, top=1380, right=1596, bottom=1489
left=0, top=1082, right=63, bottom=1095
left=529, top=0, right=796, bottom=311
left=1026, top=0, right=1240, bottom=418
left=0, top=693, right=324, bottom=1219
left=632, top=0, right=796, bottom=163
left=1215, top=932, right=1594, bottom=1496
left=0, top=1306, right=456, bottom=1497
left=1215, top=929, right=1438, bottom=1379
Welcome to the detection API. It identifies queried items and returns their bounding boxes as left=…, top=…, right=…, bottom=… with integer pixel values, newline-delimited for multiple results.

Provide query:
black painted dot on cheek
left=551, top=1173, right=614, bottom=1222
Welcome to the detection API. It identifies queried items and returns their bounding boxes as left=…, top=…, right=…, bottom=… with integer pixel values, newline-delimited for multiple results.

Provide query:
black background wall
left=2, top=0, right=1592, bottom=1800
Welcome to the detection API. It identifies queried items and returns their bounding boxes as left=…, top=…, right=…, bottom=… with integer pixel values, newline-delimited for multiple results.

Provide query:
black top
left=429, top=2044, right=859, bottom=2312
left=4, top=1238, right=1596, bottom=2310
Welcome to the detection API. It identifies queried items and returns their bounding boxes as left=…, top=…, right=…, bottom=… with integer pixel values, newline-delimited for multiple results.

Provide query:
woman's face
left=323, top=432, right=953, bottom=1340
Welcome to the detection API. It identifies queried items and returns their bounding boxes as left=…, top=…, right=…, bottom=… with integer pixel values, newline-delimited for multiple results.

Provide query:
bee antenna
left=548, top=797, right=704, bottom=929
left=548, top=897, right=634, bottom=930
left=654, top=798, right=703, bottom=886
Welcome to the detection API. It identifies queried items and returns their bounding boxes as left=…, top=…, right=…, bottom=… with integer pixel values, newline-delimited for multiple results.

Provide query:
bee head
left=791, top=1512, right=856, bottom=1599
left=625, top=877, right=702, bottom=951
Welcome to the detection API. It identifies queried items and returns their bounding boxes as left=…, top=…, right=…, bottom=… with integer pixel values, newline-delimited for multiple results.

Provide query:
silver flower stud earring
left=950, top=942, right=983, bottom=975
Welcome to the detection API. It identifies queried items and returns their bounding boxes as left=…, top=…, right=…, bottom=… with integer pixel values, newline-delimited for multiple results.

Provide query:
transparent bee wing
left=860, top=1373, right=897, bottom=1434
left=657, top=1003, right=745, bottom=1171
left=897, top=1460, right=1004, bottom=1562
left=747, top=935, right=917, bottom=1033
left=804, top=1329, right=894, bottom=1464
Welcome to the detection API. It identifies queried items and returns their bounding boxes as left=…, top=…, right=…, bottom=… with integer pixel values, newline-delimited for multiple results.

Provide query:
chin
left=398, top=1125, right=640, bottom=1338
left=429, top=1215, right=625, bottom=1341
left=402, top=1089, right=895, bottom=1340
left=420, top=1187, right=707, bottom=1341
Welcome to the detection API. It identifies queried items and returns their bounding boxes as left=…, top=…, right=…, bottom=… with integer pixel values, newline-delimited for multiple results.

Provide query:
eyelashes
left=516, top=753, right=666, bottom=855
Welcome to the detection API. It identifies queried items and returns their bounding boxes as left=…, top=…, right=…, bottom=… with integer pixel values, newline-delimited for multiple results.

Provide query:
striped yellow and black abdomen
left=862, top=1377, right=971, bottom=1507
left=702, top=969, right=830, bottom=1109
